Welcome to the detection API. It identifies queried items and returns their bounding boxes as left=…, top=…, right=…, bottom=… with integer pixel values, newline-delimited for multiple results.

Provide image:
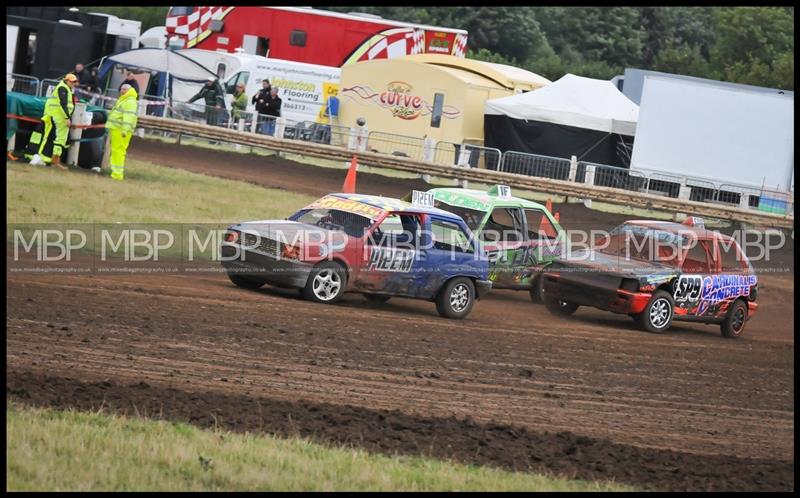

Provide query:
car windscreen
left=597, top=224, right=688, bottom=264
left=433, top=200, right=485, bottom=232
left=290, top=208, right=373, bottom=238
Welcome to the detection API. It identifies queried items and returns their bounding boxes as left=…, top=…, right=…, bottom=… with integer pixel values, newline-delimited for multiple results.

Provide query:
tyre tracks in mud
left=6, top=270, right=795, bottom=490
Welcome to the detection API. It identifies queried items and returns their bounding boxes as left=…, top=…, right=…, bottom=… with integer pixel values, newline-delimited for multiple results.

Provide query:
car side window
left=370, top=214, right=420, bottom=247
left=718, top=238, right=747, bottom=273
left=430, top=219, right=474, bottom=253
left=480, top=207, right=523, bottom=242
left=524, top=208, right=558, bottom=240
left=682, top=240, right=712, bottom=273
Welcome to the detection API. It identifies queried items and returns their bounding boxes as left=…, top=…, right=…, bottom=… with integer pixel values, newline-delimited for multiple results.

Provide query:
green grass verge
left=7, top=159, right=315, bottom=224
left=6, top=402, right=632, bottom=491
left=7, top=159, right=317, bottom=261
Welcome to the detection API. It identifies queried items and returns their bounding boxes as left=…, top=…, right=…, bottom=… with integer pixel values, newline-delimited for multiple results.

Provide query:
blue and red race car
left=220, top=191, right=491, bottom=319
left=542, top=217, right=758, bottom=337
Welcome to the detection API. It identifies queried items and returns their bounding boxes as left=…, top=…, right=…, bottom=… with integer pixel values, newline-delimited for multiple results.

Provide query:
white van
left=177, top=49, right=341, bottom=125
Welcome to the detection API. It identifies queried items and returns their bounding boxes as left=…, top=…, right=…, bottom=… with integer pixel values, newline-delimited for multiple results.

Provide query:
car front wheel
left=636, top=290, right=674, bottom=333
left=436, top=277, right=475, bottom=319
left=303, top=262, right=347, bottom=304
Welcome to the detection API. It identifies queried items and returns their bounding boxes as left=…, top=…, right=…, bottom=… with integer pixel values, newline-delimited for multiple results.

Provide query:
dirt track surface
left=8, top=139, right=795, bottom=491
left=6, top=267, right=794, bottom=491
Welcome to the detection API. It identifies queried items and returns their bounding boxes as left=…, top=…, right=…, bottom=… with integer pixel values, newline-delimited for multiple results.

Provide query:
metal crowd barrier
left=499, top=151, right=572, bottom=180
left=366, top=131, right=426, bottom=161
left=463, top=144, right=502, bottom=171
left=583, top=162, right=649, bottom=192
left=9, top=73, right=40, bottom=96
left=432, top=141, right=459, bottom=166
left=37, top=78, right=61, bottom=97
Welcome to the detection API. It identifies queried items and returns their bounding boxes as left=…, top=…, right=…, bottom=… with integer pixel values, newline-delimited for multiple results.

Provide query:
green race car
left=427, top=185, right=565, bottom=302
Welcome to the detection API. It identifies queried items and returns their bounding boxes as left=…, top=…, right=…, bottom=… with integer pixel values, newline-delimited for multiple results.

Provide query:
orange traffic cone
left=342, top=156, right=358, bottom=193
left=545, top=198, right=553, bottom=213
left=539, top=212, right=557, bottom=238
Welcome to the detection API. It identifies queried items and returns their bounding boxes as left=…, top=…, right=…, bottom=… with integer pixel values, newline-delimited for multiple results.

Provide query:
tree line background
left=92, top=6, right=794, bottom=90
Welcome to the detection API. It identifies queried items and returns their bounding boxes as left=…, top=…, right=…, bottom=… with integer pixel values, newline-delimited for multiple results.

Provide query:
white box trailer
left=630, top=73, right=794, bottom=192
left=177, top=50, right=341, bottom=125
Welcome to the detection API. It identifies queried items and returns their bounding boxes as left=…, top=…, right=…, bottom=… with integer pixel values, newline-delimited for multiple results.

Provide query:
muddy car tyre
left=364, top=294, right=391, bottom=305
left=529, top=274, right=546, bottom=303
left=720, top=299, right=748, bottom=338
left=543, top=295, right=580, bottom=316
left=636, top=290, right=674, bottom=333
left=436, top=277, right=475, bottom=319
left=303, top=261, right=347, bottom=304
left=228, top=274, right=266, bottom=290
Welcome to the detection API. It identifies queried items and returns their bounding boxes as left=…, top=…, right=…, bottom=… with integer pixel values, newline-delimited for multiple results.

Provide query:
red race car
left=542, top=217, right=758, bottom=337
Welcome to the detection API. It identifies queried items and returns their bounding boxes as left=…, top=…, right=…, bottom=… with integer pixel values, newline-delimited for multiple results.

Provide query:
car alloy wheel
left=449, top=282, right=470, bottom=313
left=312, top=269, right=341, bottom=302
left=436, top=277, right=475, bottom=319
left=637, top=290, right=675, bottom=333
left=649, top=297, right=672, bottom=330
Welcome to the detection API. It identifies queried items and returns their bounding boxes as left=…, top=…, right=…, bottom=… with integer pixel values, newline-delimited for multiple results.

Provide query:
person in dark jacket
left=86, top=67, right=101, bottom=94
left=261, top=87, right=282, bottom=136
left=252, top=78, right=272, bottom=134
left=118, top=70, right=140, bottom=95
left=188, top=77, right=227, bottom=126
left=74, top=63, right=91, bottom=88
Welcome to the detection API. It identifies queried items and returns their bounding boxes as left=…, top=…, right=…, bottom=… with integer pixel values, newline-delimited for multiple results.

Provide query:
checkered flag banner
left=411, top=29, right=426, bottom=55
left=452, top=33, right=468, bottom=57
left=359, top=28, right=422, bottom=62
left=166, top=6, right=228, bottom=45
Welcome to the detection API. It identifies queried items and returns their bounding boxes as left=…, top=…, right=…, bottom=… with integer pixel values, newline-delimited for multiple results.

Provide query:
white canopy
left=484, top=73, right=639, bottom=136
left=103, top=48, right=216, bottom=82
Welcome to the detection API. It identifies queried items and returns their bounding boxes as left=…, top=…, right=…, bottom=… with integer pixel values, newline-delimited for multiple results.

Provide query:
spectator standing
left=74, top=63, right=91, bottom=88
left=263, top=87, right=282, bottom=136
left=106, top=84, right=139, bottom=181
left=231, top=82, right=249, bottom=124
left=86, top=67, right=101, bottom=94
left=188, top=77, right=226, bottom=126
left=252, top=78, right=272, bottom=134
left=118, top=70, right=140, bottom=95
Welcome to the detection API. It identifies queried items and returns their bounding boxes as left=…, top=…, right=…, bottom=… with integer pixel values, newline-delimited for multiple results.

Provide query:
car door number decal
left=674, top=275, right=703, bottom=303
left=368, top=247, right=414, bottom=272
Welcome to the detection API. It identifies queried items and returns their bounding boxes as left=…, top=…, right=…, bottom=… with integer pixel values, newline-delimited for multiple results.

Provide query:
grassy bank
left=6, top=402, right=631, bottom=491
left=7, top=159, right=317, bottom=261
left=7, top=159, right=315, bottom=224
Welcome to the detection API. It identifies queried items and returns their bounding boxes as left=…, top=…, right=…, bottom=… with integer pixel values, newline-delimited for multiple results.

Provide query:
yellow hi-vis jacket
left=106, top=86, right=139, bottom=135
left=44, top=80, right=74, bottom=121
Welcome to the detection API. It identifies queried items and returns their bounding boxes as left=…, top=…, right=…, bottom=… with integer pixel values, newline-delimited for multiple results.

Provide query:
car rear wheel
left=543, top=295, right=579, bottom=316
left=529, top=274, right=545, bottom=303
left=364, top=294, right=390, bottom=305
left=636, top=290, right=674, bottom=333
left=720, top=299, right=748, bottom=338
left=436, top=277, right=475, bottom=319
left=228, top=273, right=265, bottom=290
left=303, top=261, right=347, bottom=304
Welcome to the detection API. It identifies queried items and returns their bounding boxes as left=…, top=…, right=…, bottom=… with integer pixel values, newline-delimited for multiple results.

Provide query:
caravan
left=177, top=50, right=341, bottom=125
